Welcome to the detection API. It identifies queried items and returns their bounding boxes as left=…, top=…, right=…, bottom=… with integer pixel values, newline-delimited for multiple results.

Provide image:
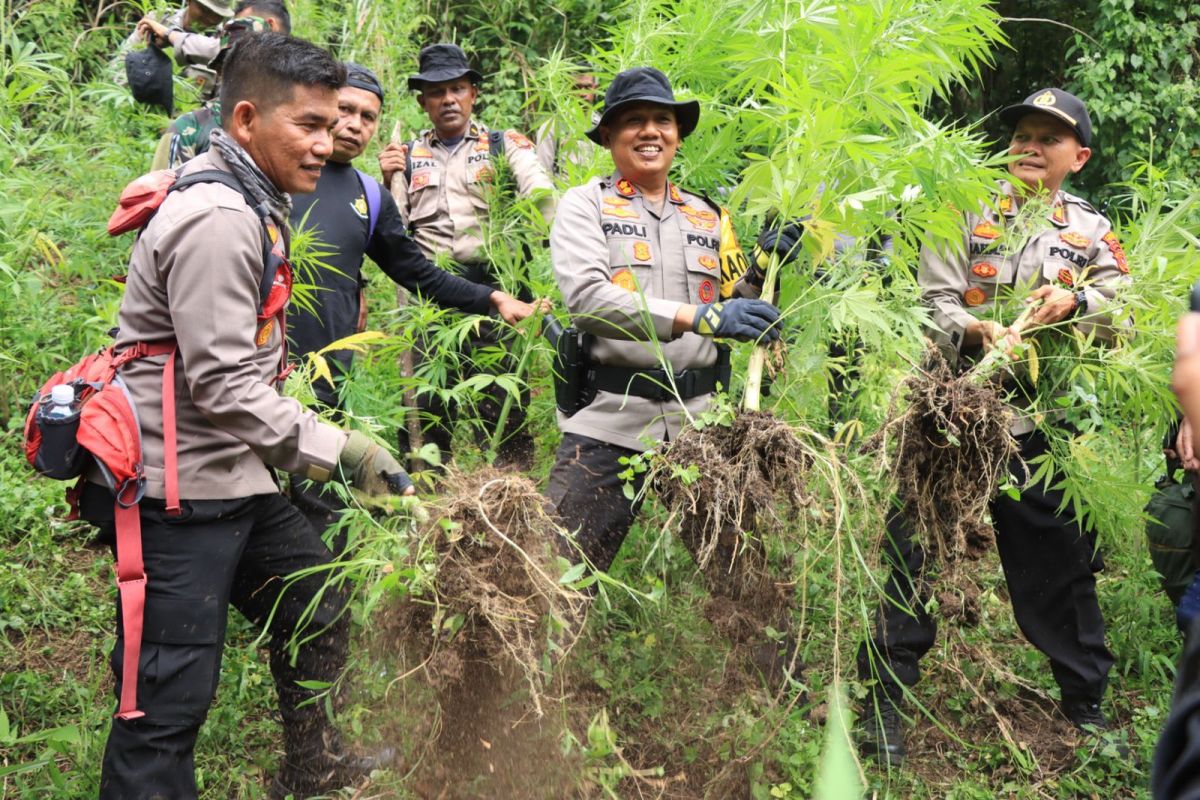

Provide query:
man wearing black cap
left=286, top=64, right=543, bottom=537
left=857, top=88, right=1132, bottom=766
left=378, top=43, right=555, bottom=470
left=545, top=67, right=792, bottom=680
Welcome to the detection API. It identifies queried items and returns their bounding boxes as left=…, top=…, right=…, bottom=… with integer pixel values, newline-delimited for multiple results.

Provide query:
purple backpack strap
left=355, top=168, right=382, bottom=243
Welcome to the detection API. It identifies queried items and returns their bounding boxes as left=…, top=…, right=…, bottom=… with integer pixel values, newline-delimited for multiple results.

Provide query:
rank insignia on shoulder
left=997, top=196, right=1013, bottom=215
left=615, top=178, right=636, bottom=197
left=1102, top=231, right=1129, bottom=273
left=972, top=221, right=1001, bottom=240
left=668, top=183, right=683, bottom=204
left=633, top=242, right=651, bottom=261
left=1050, top=204, right=1067, bottom=225
left=410, top=172, right=430, bottom=190
left=1057, top=268, right=1075, bottom=287
left=612, top=269, right=637, bottom=292
left=971, top=261, right=997, bottom=278
left=1060, top=231, right=1090, bottom=249
left=963, top=287, right=987, bottom=306
left=505, top=130, right=534, bottom=149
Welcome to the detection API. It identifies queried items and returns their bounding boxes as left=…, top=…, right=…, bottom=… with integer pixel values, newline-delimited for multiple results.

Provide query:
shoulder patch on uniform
left=1050, top=203, right=1067, bottom=225
left=996, top=195, right=1013, bottom=215
left=1057, top=268, right=1075, bottom=286
left=615, top=178, right=637, bottom=197
left=505, top=130, right=534, bottom=150
left=611, top=269, right=637, bottom=292
left=667, top=183, right=683, bottom=204
left=1102, top=231, right=1129, bottom=273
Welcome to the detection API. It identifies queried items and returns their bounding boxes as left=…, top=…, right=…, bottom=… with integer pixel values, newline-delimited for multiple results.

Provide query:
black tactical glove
left=339, top=430, right=414, bottom=496
left=754, top=219, right=806, bottom=268
left=692, top=299, right=782, bottom=343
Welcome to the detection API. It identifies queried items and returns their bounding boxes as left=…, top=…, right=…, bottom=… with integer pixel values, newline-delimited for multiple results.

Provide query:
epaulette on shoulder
left=1061, top=190, right=1098, bottom=214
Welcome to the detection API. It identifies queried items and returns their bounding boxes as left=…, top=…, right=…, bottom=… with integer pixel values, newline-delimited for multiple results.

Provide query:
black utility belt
left=587, top=360, right=729, bottom=402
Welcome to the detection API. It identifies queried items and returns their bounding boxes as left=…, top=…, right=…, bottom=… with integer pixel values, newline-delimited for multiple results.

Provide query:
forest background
left=2, top=0, right=1200, bottom=797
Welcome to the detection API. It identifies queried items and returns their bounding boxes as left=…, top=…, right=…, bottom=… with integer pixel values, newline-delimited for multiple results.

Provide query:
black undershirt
left=288, top=160, right=493, bottom=384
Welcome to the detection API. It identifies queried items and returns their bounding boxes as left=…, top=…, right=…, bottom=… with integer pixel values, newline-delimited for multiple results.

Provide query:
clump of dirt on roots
left=393, top=468, right=584, bottom=715
left=870, top=347, right=1018, bottom=620
left=651, top=411, right=812, bottom=589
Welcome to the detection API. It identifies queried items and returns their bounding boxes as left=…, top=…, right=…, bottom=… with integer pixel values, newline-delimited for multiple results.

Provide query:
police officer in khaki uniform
left=80, top=35, right=403, bottom=799
left=378, top=43, right=555, bottom=469
left=858, top=88, right=1131, bottom=766
left=545, top=67, right=788, bottom=674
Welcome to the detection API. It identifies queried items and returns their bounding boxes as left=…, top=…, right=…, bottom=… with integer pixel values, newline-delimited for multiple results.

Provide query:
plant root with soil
left=870, top=347, right=1018, bottom=620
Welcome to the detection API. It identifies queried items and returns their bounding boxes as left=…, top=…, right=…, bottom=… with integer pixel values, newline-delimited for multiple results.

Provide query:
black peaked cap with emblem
left=586, top=67, right=700, bottom=144
left=1000, top=88, right=1093, bottom=147
left=408, top=43, right=482, bottom=91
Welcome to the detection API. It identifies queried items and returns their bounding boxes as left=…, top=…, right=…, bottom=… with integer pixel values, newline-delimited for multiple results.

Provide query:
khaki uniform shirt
left=919, top=179, right=1131, bottom=433
left=552, top=172, right=758, bottom=451
left=111, top=149, right=345, bottom=499
left=394, top=121, right=556, bottom=263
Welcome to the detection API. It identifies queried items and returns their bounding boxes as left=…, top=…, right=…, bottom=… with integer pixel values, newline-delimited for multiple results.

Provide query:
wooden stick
left=389, top=121, right=425, bottom=469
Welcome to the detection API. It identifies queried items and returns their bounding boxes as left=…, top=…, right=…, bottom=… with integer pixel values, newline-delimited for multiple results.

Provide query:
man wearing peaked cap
left=857, top=86, right=1131, bottom=767
left=285, top=63, right=542, bottom=540
left=378, top=42, right=555, bottom=471
left=545, top=66, right=796, bottom=686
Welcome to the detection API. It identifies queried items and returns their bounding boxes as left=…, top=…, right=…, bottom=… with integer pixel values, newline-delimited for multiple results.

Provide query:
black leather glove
left=692, top=299, right=782, bottom=343
left=339, top=430, right=414, bottom=496
left=754, top=220, right=806, bottom=268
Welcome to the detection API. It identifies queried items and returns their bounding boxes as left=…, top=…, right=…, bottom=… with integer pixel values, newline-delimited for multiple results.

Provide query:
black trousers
left=856, top=432, right=1114, bottom=703
left=400, top=316, right=533, bottom=470
left=81, top=484, right=348, bottom=800
left=545, top=432, right=773, bottom=607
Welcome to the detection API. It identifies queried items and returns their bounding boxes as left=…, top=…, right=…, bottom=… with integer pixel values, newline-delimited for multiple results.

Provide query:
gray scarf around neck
left=209, top=127, right=292, bottom=226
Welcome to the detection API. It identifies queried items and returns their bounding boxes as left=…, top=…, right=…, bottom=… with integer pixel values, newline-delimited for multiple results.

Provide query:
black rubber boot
left=1061, top=697, right=1107, bottom=731
left=858, top=692, right=906, bottom=767
left=268, top=728, right=395, bottom=800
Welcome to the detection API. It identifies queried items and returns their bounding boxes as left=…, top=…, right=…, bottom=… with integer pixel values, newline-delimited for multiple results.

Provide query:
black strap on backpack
left=168, top=169, right=283, bottom=309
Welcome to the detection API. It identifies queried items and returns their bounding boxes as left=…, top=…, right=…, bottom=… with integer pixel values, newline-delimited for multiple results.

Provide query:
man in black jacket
left=288, top=64, right=540, bottom=533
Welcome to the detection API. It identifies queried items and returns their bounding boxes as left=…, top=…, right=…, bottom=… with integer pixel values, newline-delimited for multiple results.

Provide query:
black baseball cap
left=999, top=88, right=1092, bottom=147
left=345, top=62, right=384, bottom=103
left=407, top=43, right=482, bottom=91
left=586, top=67, right=700, bottom=144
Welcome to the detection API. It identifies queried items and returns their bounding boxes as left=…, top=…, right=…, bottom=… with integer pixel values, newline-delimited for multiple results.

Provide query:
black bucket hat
left=999, top=88, right=1093, bottom=147
left=125, top=44, right=174, bottom=114
left=407, top=43, right=482, bottom=91
left=586, top=67, right=699, bottom=144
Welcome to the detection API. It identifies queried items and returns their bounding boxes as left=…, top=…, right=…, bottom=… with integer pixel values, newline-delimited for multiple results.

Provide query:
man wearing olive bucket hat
left=544, top=67, right=795, bottom=683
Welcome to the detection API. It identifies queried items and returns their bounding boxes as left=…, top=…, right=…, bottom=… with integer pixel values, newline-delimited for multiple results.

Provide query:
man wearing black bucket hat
left=857, top=87, right=1131, bottom=767
left=544, top=67, right=794, bottom=682
left=286, top=63, right=543, bottom=541
left=378, top=43, right=554, bottom=471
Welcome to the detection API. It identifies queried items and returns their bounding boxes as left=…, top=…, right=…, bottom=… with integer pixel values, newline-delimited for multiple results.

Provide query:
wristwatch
left=1072, top=290, right=1088, bottom=317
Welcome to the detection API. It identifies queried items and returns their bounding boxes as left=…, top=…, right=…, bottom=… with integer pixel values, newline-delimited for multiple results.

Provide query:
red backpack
left=24, top=168, right=292, bottom=720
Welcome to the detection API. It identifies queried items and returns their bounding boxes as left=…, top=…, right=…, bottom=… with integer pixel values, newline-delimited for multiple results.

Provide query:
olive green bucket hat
left=195, top=0, right=235, bottom=18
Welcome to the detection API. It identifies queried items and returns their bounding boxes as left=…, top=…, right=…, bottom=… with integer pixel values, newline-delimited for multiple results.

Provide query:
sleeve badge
left=698, top=279, right=716, bottom=303
left=612, top=269, right=637, bottom=292
left=1102, top=231, right=1129, bottom=273
left=1057, top=268, right=1075, bottom=287
left=505, top=130, right=534, bottom=150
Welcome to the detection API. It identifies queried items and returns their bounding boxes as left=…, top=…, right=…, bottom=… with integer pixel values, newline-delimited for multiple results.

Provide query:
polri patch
left=1102, top=231, right=1128, bottom=273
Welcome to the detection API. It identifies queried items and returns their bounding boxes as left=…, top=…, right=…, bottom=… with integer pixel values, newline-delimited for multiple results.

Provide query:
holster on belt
left=542, top=317, right=732, bottom=415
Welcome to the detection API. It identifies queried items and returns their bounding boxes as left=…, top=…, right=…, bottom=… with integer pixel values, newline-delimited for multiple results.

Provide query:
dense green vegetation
left=2, top=0, right=1199, bottom=797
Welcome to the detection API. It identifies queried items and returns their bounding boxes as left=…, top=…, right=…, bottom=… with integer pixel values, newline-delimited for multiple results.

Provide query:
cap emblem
left=1034, top=91, right=1057, bottom=107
